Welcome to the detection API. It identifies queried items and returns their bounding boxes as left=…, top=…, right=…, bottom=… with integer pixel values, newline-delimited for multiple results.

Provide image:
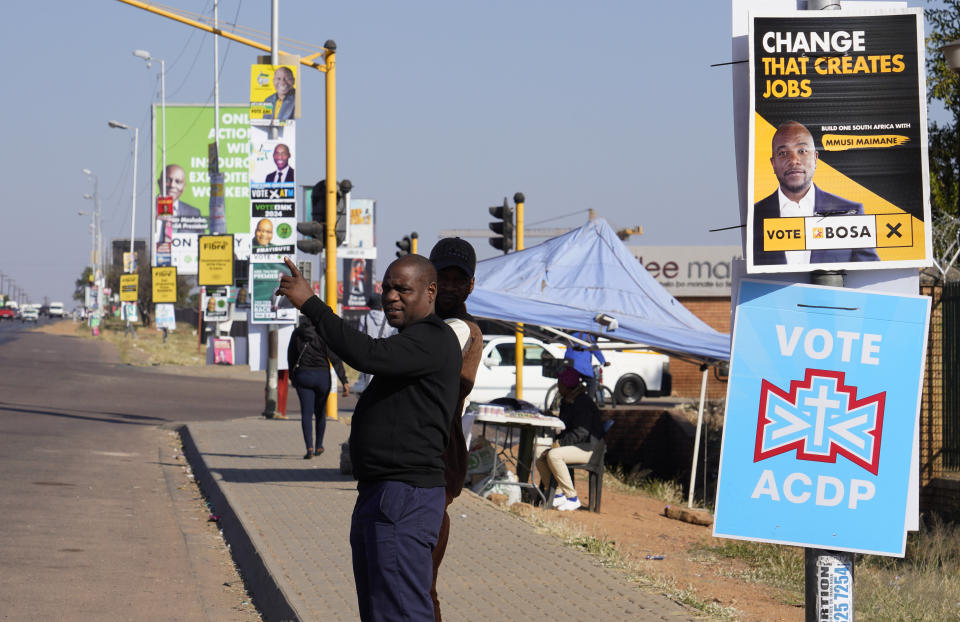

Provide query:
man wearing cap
left=536, top=367, right=606, bottom=511
left=427, top=237, right=484, bottom=622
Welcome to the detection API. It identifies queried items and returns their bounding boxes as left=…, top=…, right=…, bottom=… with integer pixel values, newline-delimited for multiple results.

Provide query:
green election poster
left=154, top=104, right=251, bottom=235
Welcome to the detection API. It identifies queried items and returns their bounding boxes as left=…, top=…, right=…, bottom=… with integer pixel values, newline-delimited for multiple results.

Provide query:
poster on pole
left=746, top=9, right=931, bottom=273
left=152, top=266, right=177, bottom=303
left=202, top=285, right=231, bottom=321
left=249, top=125, right=297, bottom=264
left=198, top=235, right=234, bottom=286
left=169, top=233, right=198, bottom=275
left=154, top=104, right=252, bottom=269
left=248, top=63, right=300, bottom=122
left=250, top=262, right=297, bottom=324
left=714, top=279, right=930, bottom=556
left=155, top=303, right=176, bottom=331
left=119, top=274, right=139, bottom=302
left=338, top=198, right=377, bottom=259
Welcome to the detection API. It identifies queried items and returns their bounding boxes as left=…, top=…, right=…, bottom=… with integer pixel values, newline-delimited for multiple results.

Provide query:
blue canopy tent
left=466, top=218, right=731, bottom=509
left=468, top=218, right=730, bottom=363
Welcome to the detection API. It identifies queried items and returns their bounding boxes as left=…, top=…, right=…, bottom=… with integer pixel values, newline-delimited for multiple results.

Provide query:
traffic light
left=335, top=179, right=352, bottom=246
left=488, top=197, right=514, bottom=253
left=297, top=179, right=352, bottom=254
left=395, top=232, right=418, bottom=258
left=395, top=235, right=412, bottom=258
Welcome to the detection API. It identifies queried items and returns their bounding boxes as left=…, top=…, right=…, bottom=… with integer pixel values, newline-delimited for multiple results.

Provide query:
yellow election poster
left=747, top=9, right=931, bottom=274
left=249, top=63, right=299, bottom=122
left=198, top=235, right=234, bottom=286
left=120, top=274, right=139, bottom=302
left=152, top=267, right=178, bottom=303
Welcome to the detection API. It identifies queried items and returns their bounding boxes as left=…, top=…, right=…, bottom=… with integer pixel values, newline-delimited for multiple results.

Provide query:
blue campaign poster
left=714, top=279, right=930, bottom=556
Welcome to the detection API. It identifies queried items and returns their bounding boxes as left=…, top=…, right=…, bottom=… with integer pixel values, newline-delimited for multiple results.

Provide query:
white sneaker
left=557, top=496, right=581, bottom=511
left=551, top=493, right=566, bottom=508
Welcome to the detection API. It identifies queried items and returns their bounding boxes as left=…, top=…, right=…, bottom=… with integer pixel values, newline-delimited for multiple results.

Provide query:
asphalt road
left=0, top=320, right=280, bottom=620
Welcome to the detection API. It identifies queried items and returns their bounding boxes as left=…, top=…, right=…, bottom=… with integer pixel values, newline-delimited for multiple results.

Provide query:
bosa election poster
left=747, top=9, right=931, bottom=273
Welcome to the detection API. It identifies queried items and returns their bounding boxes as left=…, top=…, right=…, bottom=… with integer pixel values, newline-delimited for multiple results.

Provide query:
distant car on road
left=0, top=307, right=15, bottom=321
left=21, top=307, right=39, bottom=322
left=47, top=302, right=65, bottom=318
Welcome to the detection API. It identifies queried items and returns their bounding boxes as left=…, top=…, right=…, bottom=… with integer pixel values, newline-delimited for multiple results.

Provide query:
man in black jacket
left=277, top=254, right=461, bottom=622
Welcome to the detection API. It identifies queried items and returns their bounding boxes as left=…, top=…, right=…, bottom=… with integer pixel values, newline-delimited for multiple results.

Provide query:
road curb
left=178, top=422, right=300, bottom=622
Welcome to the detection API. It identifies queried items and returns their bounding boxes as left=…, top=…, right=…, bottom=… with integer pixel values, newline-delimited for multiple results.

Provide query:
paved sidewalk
left=181, top=414, right=702, bottom=622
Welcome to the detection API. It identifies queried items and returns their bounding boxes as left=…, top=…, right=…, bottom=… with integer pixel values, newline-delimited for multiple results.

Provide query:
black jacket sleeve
left=301, top=295, right=449, bottom=377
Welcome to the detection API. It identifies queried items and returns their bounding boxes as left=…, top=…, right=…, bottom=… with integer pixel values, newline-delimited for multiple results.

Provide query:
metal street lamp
left=133, top=49, right=166, bottom=198
left=82, top=168, right=103, bottom=312
left=943, top=40, right=960, bottom=73
left=108, top=121, right=139, bottom=271
left=78, top=209, right=96, bottom=278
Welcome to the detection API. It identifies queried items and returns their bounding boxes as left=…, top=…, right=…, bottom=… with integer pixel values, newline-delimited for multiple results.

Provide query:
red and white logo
left=755, top=369, right=885, bottom=475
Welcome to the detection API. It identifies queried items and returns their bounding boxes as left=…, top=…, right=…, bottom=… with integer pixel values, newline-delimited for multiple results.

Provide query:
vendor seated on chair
left=536, top=367, right=607, bottom=511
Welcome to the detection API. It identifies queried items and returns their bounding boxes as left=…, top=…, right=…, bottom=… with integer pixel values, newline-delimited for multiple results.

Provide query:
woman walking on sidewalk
left=288, top=317, right=350, bottom=459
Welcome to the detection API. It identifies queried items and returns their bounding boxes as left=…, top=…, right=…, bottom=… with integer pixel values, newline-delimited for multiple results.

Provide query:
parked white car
left=467, top=335, right=671, bottom=410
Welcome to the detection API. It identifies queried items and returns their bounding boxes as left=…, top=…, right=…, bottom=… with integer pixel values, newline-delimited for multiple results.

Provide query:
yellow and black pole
left=513, top=192, right=536, bottom=486
left=411, top=232, right=419, bottom=255
left=324, top=40, right=339, bottom=422
left=513, top=193, right=525, bottom=401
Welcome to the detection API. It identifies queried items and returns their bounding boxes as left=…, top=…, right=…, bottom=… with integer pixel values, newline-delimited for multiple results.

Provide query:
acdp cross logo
left=755, top=369, right=886, bottom=475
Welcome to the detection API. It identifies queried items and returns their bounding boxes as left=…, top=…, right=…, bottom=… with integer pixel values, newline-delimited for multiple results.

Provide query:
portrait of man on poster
left=752, top=120, right=879, bottom=266
left=265, top=143, right=294, bottom=183
left=156, top=163, right=208, bottom=241
left=262, top=66, right=296, bottom=121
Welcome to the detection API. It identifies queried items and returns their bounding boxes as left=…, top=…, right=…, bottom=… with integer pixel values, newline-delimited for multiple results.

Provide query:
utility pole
left=116, top=0, right=338, bottom=419
left=323, top=38, right=339, bottom=422
left=802, top=3, right=853, bottom=622
left=513, top=192, right=536, bottom=485
left=513, top=193, right=525, bottom=402
left=263, top=0, right=281, bottom=419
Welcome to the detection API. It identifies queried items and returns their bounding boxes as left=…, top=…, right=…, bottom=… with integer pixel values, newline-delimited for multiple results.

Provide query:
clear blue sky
left=0, top=0, right=935, bottom=305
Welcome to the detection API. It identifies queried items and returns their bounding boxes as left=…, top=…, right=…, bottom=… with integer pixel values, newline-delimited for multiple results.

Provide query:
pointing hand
left=276, top=257, right=314, bottom=309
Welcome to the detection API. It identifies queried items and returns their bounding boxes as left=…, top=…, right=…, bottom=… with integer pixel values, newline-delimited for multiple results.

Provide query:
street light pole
left=82, top=168, right=103, bottom=316
left=108, top=121, right=139, bottom=267
left=133, top=50, right=166, bottom=199
left=261, top=0, right=282, bottom=419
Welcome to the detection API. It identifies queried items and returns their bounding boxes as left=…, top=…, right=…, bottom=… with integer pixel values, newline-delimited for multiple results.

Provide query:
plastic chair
left=546, top=420, right=613, bottom=512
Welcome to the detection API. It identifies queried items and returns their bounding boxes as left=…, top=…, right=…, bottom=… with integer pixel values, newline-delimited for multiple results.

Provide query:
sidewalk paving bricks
left=181, top=414, right=702, bottom=622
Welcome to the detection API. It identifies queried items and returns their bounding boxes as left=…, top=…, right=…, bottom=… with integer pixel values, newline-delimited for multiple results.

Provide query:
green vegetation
left=604, top=468, right=686, bottom=505
left=696, top=513, right=960, bottom=621
left=505, top=503, right=741, bottom=621
left=696, top=539, right=803, bottom=599
left=573, top=468, right=960, bottom=620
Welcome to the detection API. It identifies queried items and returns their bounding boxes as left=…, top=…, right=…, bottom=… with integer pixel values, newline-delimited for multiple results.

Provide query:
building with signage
left=628, top=245, right=741, bottom=399
left=111, top=239, right=148, bottom=270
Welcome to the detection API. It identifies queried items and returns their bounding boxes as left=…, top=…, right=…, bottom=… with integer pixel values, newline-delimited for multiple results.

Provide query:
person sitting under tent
left=535, top=367, right=606, bottom=511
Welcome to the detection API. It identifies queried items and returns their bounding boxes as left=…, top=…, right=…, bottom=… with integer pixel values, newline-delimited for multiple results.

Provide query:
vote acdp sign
left=714, top=279, right=930, bottom=556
